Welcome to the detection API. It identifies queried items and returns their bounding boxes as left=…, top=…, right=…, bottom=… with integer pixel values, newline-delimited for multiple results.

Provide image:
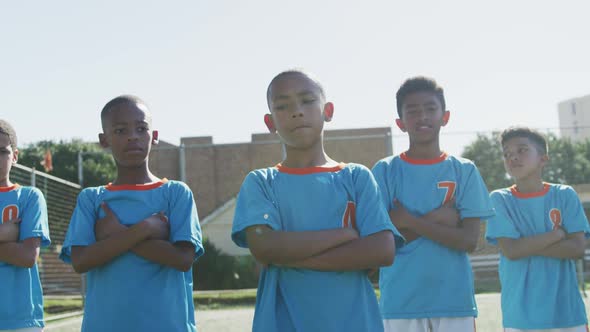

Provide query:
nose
left=291, top=104, right=304, bottom=118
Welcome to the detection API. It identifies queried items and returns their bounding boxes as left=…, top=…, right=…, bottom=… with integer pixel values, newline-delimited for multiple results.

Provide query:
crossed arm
left=497, top=229, right=585, bottom=260
left=71, top=203, right=195, bottom=273
left=0, top=218, right=41, bottom=268
left=245, top=225, right=395, bottom=271
left=389, top=199, right=480, bottom=252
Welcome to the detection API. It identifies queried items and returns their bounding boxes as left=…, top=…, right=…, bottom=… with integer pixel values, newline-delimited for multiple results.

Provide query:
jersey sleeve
left=371, top=159, right=394, bottom=210
left=168, top=182, right=204, bottom=260
left=60, top=189, right=98, bottom=263
left=561, top=186, right=590, bottom=238
left=353, top=165, right=404, bottom=248
left=457, top=163, right=495, bottom=220
left=19, top=187, right=50, bottom=247
left=485, top=191, right=521, bottom=245
left=231, top=171, right=281, bottom=248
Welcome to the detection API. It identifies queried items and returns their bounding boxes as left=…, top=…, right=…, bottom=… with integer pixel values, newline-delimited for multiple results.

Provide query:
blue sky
left=1, top=1, right=589, bottom=156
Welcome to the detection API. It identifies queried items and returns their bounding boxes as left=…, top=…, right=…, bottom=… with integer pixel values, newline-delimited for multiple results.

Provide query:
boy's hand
left=389, top=200, right=420, bottom=243
left=142, top=212, right=169, bottom=240
left=342, top=227, right=360, bottom=241
left=426, top=199, right=460, bottom=227
left=0, top=218, right=21, bottom=242
left=552, top=226, right=566, bottom=241
left=95, top=203, right=126, bottom=241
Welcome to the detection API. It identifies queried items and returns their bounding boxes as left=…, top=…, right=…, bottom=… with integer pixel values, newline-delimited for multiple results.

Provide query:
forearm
left=498, top=230, right=564, bottom=260
left=285, top=231, right=395, bottom=271
left=536, top=233, right=586, bottom=259
left=132, top=240, right=195, bottom=271
left=71, top=223, right=151, bottom=273
left=409, top=217, right=480, bottom=252
left=0, top=242, right=39, bottom=268
left=247, top=227, right=357, bottom=265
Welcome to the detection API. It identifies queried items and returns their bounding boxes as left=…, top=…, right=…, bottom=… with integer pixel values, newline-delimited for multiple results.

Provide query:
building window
left=572, top=102, right=577, bottom=115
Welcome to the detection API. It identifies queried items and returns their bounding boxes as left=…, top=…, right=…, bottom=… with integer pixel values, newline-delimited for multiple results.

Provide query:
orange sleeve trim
left=0, top=184, right=19, bottom=192
left=276, top=163, right=346, bottom=175
left=400, top=151, right=448, bottom=165
left=106, top=178, right=168, bottom=191
left=510, top=182, right=550, bottom=198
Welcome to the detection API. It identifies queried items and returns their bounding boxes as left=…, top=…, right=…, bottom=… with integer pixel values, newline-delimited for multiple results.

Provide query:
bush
left=193, top=239, right=259, bottom=290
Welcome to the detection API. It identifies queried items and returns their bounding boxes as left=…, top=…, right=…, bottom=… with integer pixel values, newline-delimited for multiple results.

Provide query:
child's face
left=99, top=102, right=154, bottom=168
left=0, top=133, right=17, bottom=182
left=502, top=136, right=547, bottom=181
left=398, top=91, right=448, bottom=144
left=267, top=74, right=332, bottom=149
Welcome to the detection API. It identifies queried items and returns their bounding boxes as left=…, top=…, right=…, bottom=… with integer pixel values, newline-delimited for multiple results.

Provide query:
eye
left=302, top=98, right=316, bottom=104
left=273, top=104, right=288, bottom=112
left=114, top=128, right=125, bottom=134
left=137, top=126, right=148, bottom=132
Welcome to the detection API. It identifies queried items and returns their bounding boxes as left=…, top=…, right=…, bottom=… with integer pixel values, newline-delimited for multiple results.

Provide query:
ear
left=323, top=102, right=334, bottom=122
left=395, top=118, right=406, bottom=132
left=540, top=153, right=549, bottom=166
left=98, top=133, right=109, bottom=148
left=12, top=149, right=18, bottom=164
left=264, top=114, right=276, bottom=133
left=442, top=111, right=450, bottom=126
left=152, top=130, right=159, bottom=145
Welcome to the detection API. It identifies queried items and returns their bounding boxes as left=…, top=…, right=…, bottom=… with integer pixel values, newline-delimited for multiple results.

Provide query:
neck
left=0, top=177, right=12, bottom=187
left=406, top=140, right=442, bottom=159
left=282, top=140, right=336, bottom=168
left=112, top=163, right=159, bottom=185
left=514, top=176, right=544, bottom=193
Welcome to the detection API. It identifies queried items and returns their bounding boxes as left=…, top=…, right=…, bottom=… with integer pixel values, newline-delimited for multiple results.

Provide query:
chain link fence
left=10, top=164, right=82, bottom=295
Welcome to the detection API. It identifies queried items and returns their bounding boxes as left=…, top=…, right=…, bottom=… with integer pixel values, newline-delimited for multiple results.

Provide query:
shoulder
left=490, top=187, right=512, bottom=199
left=243, top=167, right=280, bottom=183
left=372, top=155, right=398, bottom=169
left=77, top=186, right=106, bottom=202
left=162, top=179, right=191, bottom=192
left=446, top=155, right=478, bottom=169
left=547, top=182, right=578, bottom=197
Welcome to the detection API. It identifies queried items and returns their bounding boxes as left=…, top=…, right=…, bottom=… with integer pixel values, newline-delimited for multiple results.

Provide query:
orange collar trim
left=276, top=163, right=346, bottom=175
left=106, top=178, right=168, bottom=191
left=510, top=183, right=550, bottom=198
left=0, top=184, right=19, bottom=192
left=400, top=152, right=448, bottom=165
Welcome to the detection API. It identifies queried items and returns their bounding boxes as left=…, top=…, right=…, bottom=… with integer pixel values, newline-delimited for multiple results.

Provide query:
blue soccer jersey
left=0, top=185, right=50, bottom=330
left=232, top=163, right=402, bottom=332
left=372, top=152, right=495, bottom=319
left=60, top=179, right=203, bottom=332
left=486, top=183, right=589, bottom=329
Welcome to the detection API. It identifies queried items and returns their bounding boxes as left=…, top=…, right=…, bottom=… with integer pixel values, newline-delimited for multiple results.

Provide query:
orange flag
left=41, top=149, right=53, bottom=173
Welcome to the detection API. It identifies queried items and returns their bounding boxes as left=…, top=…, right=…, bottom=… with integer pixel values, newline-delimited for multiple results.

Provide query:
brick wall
left=149, top=127, right=392, bottom=218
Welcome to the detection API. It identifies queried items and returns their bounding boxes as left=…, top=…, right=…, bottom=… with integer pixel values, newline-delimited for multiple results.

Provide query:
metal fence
left=10, top=164, right=82, bottom=295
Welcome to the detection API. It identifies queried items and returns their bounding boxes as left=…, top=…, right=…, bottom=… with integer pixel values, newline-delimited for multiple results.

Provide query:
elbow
left=378, top=232, right=396, bottom=267
left=463, top=239, right=478, bottom=253
left=174, top=255, right=195, bottom=272
left=249, top=245, right=273, bottom=266
left=72, top=261, right=90, bottom=274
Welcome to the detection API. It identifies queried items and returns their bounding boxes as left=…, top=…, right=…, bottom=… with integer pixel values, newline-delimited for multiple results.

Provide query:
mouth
left=291, top=125, right=311, bottom=132
left=125, top=147, right=144, bottom=153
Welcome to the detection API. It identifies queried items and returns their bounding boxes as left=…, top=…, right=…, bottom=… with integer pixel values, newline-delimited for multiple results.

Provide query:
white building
left=558, top=94, right=590, bottom=142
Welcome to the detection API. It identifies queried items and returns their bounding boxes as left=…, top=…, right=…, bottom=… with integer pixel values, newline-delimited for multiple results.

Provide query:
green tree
left=462, top=133, right=590, bottom=191
left=18, top=139, right=116, bottom=187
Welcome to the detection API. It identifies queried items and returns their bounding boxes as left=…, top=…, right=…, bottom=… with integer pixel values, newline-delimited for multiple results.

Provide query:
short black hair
left=396, top=76, right=446, bottom=118
left=266, top=69, right=326, bottom=110
left=100, top=95, right=148, bottom=130
left=0, top=119, right=17, bottom=150
left=501, top=126, right=548, bottom=155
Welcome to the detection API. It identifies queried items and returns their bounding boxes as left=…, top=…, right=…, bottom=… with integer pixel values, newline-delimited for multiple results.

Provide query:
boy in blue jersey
left=60, top=96, right=204, bottom=332
left=372, top=77, right=495, bottom=332
left=0, top=120, right=50, bottom=332
left=486, top=127, right=589, bottom=332
left=232, top=69, right=403, bottom=332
